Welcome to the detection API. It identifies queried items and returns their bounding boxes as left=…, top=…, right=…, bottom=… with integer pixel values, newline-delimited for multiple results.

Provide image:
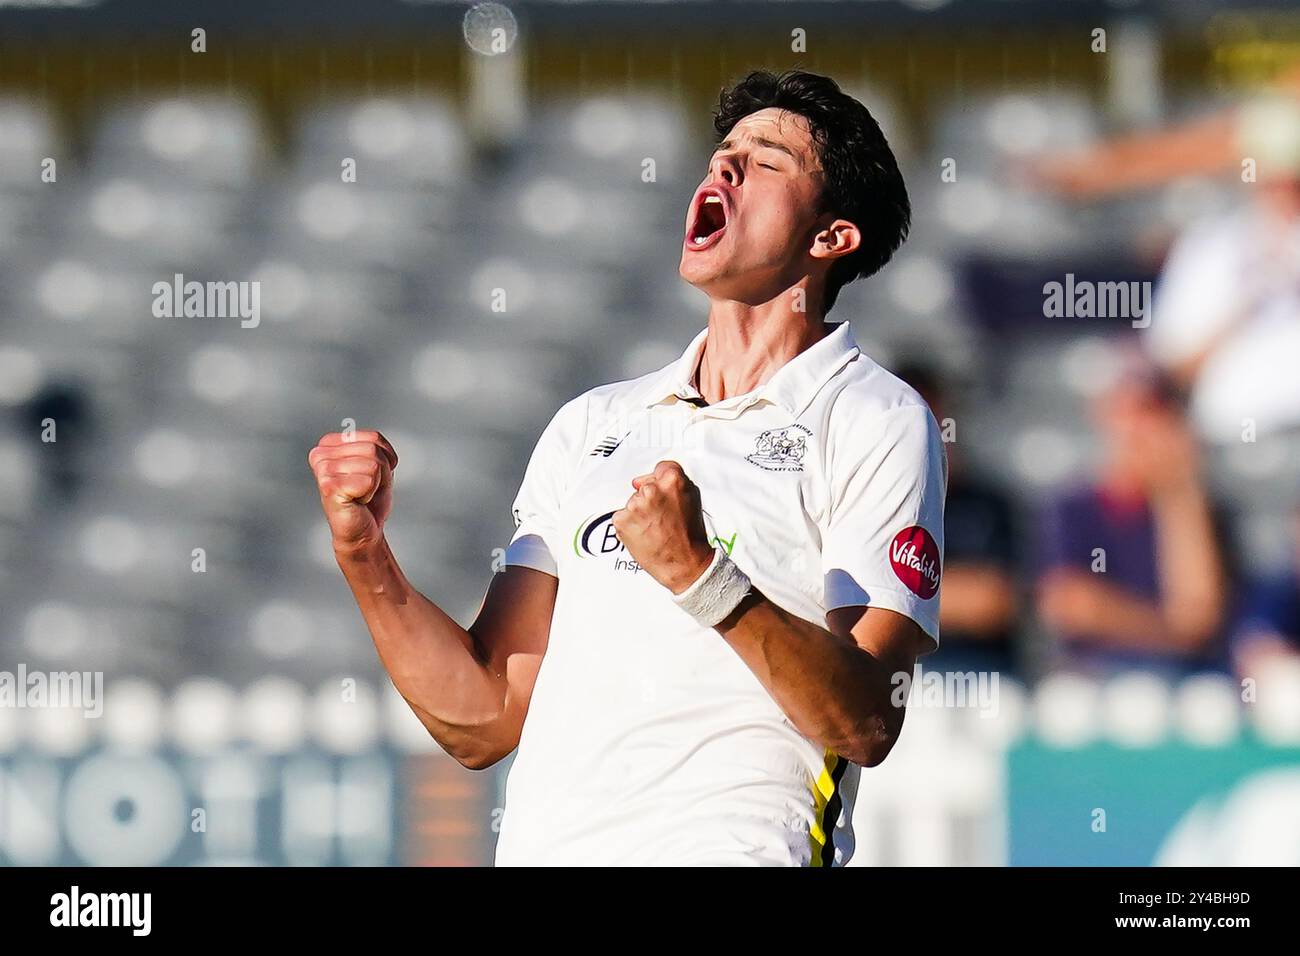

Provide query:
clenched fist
left=308, top=429, right=399, bottom=554
left=612, top=460, right=715, bottom=594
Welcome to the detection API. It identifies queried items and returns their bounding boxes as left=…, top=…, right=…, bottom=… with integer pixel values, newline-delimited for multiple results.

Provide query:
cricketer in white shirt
left=495, top=319, right=947, bottom=866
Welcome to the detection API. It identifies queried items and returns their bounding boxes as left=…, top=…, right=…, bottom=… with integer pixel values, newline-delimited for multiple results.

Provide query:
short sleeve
left=822, top=403, right=947, bottom=650
left=504, top=395, right=588, bottom=578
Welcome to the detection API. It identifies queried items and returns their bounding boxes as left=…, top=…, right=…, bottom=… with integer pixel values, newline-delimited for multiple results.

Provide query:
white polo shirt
left=496, top=320, right=946, bottom=866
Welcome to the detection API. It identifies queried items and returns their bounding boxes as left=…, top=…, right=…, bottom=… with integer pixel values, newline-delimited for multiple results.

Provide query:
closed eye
left=758, top=163, right=777, bottom=171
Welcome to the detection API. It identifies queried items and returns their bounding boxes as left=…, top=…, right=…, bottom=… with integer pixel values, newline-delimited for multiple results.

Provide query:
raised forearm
left=1152, top=483, right=1226, bottom=648
left=715, top=590, right=903, bottom=767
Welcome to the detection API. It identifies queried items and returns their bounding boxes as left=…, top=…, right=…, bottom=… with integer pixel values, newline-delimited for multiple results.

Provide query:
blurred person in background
left=1144, top=94, right=1300, bottom=443
left=1035, top=359, right=1230, bottom=679
left=1031, top=71, right=1300, bottom=443
left=897, top=363, right=1021, bottom=678
left=1231, top=503, right=1300, bottom=679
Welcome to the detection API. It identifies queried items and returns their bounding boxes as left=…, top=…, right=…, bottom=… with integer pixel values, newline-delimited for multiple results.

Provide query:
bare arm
left=1039, top=569, right=1179, bottom=651
left=1027, top=65, right=1300, bottom=200
left=336, top=543, right=554, bottom=769
left=1025, top=112, right=1237, bottom=199
left=716, top=597, right=930, bottom=767
left=310, top=430, right=555, bottom=770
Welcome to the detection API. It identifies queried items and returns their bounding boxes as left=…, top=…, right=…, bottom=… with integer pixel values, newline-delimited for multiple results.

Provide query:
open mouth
left=686, top=191, right=728, bottom=250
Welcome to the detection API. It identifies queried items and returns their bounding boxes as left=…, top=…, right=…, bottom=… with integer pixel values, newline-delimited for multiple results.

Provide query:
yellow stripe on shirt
left=809, top=747, right=843, bottom=867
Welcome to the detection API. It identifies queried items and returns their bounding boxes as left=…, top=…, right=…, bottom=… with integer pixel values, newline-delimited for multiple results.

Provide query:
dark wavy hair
left=713, top=70, right=910, bottom=313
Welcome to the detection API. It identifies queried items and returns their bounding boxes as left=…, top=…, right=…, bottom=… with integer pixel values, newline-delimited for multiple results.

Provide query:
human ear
left=810, top=218, right=861, bottom=262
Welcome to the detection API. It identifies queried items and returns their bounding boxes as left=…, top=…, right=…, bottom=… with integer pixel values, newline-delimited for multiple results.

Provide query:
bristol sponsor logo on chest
left=889, top=525, right=941, bottom=600
left=573, top=509, right=642, bottom=573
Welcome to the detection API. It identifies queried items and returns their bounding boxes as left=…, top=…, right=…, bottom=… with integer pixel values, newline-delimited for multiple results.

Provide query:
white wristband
left=671, top=546, right=752, bottom=628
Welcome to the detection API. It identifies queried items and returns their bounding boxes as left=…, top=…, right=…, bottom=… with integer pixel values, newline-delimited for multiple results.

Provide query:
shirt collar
left=638, top=321, right=860, bottom=418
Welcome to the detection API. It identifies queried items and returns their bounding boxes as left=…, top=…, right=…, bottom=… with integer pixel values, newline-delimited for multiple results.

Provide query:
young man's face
left=679, top=107, right=834, bottom=304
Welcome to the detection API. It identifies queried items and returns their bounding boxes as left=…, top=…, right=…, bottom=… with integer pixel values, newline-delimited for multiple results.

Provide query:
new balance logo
left=589, top=434, right=625, bottom=457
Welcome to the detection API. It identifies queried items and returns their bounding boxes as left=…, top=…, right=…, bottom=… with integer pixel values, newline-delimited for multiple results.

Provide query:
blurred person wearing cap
left=898, top=363, right=1022, bottom=679
left=1030, top=74, right=1300, bottom=442
left=1035, top=359, right=1231, bottom=679
left=1144, top=93, right=1300, bottom=442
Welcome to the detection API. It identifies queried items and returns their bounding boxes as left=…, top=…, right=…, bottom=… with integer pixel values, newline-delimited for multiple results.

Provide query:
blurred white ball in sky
left=463, top=2, right=518, bottom=56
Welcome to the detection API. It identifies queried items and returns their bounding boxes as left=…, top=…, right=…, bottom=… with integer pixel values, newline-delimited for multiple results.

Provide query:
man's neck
left=692, top=296, right=830, bottom=405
